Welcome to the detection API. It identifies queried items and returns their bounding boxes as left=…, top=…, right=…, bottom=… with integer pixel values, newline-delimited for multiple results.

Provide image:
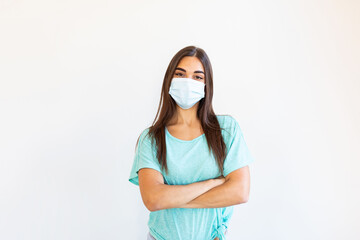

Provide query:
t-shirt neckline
left=165, top=127, right=205, bottom=143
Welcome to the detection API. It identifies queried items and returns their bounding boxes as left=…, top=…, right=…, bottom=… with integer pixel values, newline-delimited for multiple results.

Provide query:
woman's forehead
left=176, top=56, right=204, bottom=71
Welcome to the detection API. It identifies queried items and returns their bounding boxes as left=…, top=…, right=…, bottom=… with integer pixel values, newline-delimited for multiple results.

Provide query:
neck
left=170, top=103, right=200, bottom=126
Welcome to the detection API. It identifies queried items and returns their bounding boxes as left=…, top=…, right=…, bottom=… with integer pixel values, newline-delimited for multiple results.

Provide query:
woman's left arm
left=178, top=166, right=251, bottom=208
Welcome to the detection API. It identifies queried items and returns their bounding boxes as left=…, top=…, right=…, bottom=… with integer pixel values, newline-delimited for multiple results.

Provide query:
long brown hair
left=136, top=45, right=227, bottom=176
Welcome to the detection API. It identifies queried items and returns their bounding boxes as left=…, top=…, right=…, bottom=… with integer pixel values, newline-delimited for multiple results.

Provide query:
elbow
left=240, top=195, right=249, bottom=204
left=238, top=194, right=249, bottom=204
left=144, top=196, right=161, bottom=212
left=147, top=203, right=160, bottom=212
left=236, top=192, right=249, bottom=204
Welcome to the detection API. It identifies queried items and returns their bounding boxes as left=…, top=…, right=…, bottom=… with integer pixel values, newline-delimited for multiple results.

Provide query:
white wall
left=0, top=0, right=359, bottom=239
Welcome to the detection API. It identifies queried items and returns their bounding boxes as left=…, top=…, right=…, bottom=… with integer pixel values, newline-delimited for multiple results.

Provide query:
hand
left=212, top=175, right=225, bottom=187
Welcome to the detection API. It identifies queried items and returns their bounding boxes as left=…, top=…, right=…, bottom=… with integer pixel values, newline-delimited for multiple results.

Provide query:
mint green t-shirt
left=129, top=115, right=254, bottom=240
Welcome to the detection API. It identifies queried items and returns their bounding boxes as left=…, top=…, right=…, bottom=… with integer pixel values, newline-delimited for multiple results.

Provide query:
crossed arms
left=138, top=166, right=251, bottom=212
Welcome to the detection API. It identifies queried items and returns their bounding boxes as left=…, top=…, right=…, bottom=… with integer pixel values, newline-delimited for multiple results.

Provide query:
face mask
left=169, top=78, right=205, bottom=109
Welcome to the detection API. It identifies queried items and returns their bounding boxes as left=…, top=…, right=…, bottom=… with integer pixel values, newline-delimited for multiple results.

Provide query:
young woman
left=129, top=46, right=255, bottom=240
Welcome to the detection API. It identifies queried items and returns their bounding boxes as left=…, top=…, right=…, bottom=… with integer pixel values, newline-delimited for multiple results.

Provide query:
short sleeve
left=223, top=117, right=255, bottom=177
left=129, top=128, right=162, bottom=186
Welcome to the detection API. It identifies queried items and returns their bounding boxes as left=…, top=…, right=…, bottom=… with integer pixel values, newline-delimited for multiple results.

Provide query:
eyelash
left=175, top=73, right=203, bottom=80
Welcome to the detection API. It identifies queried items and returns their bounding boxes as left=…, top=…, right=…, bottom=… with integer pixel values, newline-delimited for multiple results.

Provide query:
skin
left=138, top=56, right=251, bottom=240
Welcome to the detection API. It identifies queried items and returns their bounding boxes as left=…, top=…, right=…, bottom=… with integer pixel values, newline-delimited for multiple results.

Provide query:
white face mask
left=169, top=78, right=205, bottom=109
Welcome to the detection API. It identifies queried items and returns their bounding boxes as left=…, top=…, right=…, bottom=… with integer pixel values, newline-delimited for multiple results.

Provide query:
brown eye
left=195, top=76, right=203, bottom=80
left=175, top=72, right=183, bottom=77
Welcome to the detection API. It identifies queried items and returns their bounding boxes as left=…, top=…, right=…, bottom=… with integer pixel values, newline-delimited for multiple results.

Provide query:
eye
left=175, top=72, right=184, bottom=77
left=195, top=76, right=203, bottom=80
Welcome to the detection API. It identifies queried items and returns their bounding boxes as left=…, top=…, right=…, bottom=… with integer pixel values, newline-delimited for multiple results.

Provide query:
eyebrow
left=175, top=67, right=204, bottom=74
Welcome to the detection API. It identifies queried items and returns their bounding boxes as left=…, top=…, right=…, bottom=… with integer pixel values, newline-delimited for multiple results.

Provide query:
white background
left=0, top=0, right=359, bottom=239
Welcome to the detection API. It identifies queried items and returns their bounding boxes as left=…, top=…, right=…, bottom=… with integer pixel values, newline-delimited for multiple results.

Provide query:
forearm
left=151, top=179, right=218, bottom=211
left=178, top=180, right=244, bottom=208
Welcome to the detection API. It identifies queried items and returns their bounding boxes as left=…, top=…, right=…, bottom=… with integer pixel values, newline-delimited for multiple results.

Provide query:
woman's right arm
left=138, top=168, right=225, bottom=212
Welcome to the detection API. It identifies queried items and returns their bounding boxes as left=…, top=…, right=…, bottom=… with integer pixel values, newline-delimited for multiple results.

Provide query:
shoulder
left=216, top=114, right=241, bottom=130
left=137, top=127, right=154, bottom=147
left=216, top=114, right=243, bottom=137
left=139, top=127, right=151, bottom=138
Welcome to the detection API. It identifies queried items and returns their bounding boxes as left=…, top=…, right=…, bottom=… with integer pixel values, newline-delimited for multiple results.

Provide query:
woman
left=129, top=46, right=254, bottom=240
